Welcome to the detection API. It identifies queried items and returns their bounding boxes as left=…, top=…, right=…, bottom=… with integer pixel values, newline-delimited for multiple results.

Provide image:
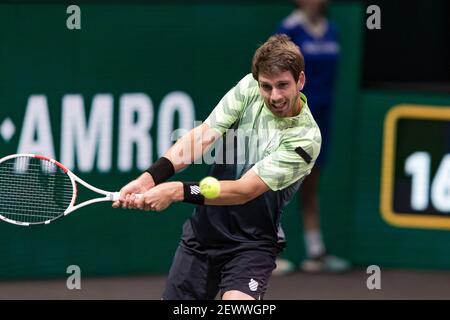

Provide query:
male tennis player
left=113, top=34, right=321, bottom=300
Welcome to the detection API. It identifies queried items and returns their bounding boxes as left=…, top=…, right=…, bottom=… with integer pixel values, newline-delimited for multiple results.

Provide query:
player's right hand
left=112, top=172, right=155, bottom=209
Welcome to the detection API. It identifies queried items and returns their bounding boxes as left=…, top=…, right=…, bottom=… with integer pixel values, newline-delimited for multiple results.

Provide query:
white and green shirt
left=182, top=74, right=322, bottom=252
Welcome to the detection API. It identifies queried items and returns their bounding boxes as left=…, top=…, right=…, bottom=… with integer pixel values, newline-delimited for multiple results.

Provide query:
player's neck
left=289, top=95, right=303, bottom=117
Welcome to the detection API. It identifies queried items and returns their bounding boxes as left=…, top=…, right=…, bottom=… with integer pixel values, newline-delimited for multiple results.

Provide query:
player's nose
left=270, top=89, right=283, bottom=102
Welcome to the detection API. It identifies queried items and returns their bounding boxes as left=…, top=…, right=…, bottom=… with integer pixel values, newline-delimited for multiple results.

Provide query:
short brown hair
left=252, top=34, right=304, bottom=82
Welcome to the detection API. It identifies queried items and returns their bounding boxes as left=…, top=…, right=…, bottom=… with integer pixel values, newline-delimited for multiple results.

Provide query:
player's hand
left=112, top=172, right=155, bottom=209
left=133, top=182, right=183, bottom=212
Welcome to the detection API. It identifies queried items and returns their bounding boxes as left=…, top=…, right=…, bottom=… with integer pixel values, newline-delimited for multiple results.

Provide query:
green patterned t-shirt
left=182, top=73, right=322, bottom=251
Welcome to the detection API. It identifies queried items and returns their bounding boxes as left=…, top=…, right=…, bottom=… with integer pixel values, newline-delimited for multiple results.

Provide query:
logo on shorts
left=248, top=278, right=258, bottom=292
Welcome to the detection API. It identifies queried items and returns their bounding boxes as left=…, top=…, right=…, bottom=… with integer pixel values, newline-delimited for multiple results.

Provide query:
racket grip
left=112, top=192, right=121, bottom=201
left=111, top=192, right=143, bottom=202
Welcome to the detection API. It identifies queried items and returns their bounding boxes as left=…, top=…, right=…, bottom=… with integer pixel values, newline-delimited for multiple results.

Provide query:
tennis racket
left=0, top=153, right=126, bottom=226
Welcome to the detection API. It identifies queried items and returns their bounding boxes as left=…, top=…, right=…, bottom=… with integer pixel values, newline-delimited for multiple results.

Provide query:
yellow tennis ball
left=199, top=176, right=221, bottom=199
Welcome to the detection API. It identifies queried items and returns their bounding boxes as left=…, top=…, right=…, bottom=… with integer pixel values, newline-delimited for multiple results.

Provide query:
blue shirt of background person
left=276, top=7, right=339, bottom=166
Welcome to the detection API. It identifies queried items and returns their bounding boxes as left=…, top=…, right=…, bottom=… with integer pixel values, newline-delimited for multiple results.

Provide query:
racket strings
left=0, top=157, right=74, bottom=224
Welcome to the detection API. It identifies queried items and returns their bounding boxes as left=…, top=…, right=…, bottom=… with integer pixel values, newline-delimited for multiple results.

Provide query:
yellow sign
left=381, top=104, right=450, bottom=230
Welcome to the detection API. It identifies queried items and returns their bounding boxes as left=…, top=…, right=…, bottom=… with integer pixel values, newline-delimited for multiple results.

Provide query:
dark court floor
left=1, top=268, right=450, bottom=300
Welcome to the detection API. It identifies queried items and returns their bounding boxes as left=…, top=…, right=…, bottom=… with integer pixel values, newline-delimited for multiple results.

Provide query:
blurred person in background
left=273, top=0, right=351, bottom=275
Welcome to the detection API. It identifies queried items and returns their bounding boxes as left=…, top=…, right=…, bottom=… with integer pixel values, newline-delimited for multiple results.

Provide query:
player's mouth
left=271, top=101, right=287, bottom=110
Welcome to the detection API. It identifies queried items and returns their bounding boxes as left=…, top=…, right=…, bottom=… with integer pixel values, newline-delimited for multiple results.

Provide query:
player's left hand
left=132, top=182, right=183, bottom=211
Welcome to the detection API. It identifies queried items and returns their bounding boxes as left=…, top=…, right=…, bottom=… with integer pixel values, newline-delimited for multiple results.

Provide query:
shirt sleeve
left=252, top=132, right=321, bottom=191
left=204, top=74, right=255, bottom=136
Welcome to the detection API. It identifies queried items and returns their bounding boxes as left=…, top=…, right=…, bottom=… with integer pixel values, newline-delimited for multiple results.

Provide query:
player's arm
left=134, top=124, right=320, bottom=211
left=169, top=169, right=270, bottom=206
left=141, top=74, right=249, bottom=184
left=132, top=169, right=269, bottom=211
left=203, top=169, right=269, bottom=205
left=114, top=75, right=249, bottom=209
left=133, top=137, right=318, bottom=211
left=113, top=123, right=219, bottom=208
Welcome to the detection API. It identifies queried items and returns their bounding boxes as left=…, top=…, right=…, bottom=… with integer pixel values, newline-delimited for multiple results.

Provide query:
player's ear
left=297, top=71, right=305, bottom=91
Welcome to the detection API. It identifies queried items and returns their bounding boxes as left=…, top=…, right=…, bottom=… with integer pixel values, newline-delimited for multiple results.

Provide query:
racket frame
left=0, top=153, right=120, bottom=226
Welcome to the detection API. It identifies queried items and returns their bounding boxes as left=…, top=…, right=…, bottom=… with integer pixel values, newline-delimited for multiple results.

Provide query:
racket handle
left=112, top=192, right=121, bottom=201
left=111, top=192, right=143, bottom=202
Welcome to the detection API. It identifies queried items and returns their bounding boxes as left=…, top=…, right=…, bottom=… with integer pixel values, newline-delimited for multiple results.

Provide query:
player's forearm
left=163, top=123, right=218, bottom=172
left=203, top=170, right=269, bottom=205
left=172, top=180, right=254, bottom=206
left=168, top=170, right=269, bottom=206
left=204, top=180, right=253, bottom=205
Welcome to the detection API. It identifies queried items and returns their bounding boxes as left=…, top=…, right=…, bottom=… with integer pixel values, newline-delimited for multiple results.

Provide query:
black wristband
left=182, top=182, right=205, bottom=205
left=145, top=157, right=175, bottom=185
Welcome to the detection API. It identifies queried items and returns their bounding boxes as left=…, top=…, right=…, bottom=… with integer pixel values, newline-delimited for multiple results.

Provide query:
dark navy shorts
left=162, top=245, right=277, bottom=300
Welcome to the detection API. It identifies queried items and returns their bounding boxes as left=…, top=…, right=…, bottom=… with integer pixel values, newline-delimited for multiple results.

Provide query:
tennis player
left=113, top=34, right=321, bottom=300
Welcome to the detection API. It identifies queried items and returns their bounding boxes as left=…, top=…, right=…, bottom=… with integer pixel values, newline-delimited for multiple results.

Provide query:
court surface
left=1, top=268, right=450, bottom=299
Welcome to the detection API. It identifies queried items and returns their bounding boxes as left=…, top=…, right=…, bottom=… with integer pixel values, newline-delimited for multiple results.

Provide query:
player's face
left=258, top=71, right=305, bottom=118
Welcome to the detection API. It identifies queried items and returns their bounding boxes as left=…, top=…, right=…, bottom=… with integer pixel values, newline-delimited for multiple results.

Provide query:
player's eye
left=261, top=84, right=272, bottom=91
